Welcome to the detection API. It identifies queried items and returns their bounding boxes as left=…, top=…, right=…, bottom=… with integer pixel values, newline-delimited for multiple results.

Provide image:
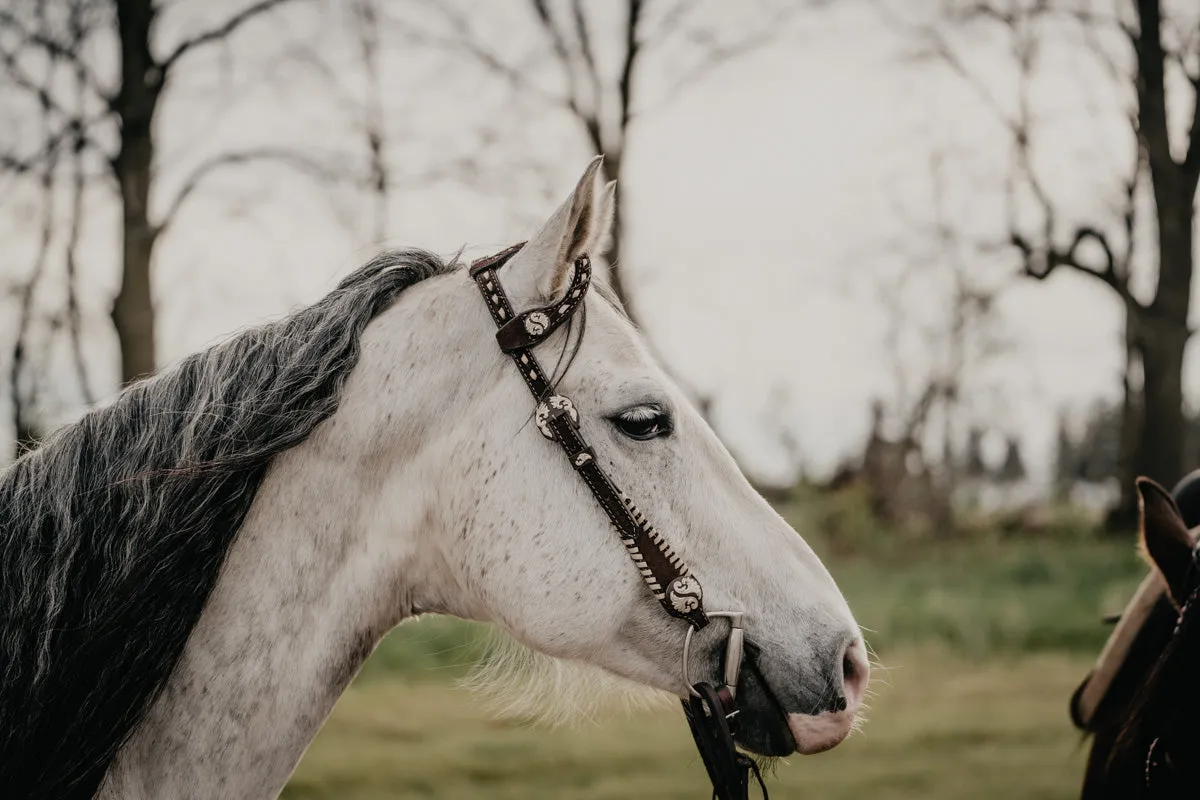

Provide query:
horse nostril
left=840, top=638, right=869, bottom=711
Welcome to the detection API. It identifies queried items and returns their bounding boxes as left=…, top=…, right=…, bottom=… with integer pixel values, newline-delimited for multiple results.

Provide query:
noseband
left=470, top=244, right=766, bottom=800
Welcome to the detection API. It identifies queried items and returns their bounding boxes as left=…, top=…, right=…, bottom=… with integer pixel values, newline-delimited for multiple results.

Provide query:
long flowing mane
left=0, top=250, right=450, bottom=800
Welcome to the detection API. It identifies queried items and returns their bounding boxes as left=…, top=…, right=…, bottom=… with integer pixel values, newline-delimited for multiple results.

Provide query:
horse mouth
left=731, top=644, right=797, bottom=757
left=732, top=642, right=860, bottom=757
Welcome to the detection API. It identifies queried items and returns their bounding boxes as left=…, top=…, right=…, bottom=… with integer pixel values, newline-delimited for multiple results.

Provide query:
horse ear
left=504, top=156, right=606, bottom=302
left=1137, top=477, right=1195, bottom=607
left=594, top=180, right=617, bottom=258
left=586, top=179, right=619, bottom=290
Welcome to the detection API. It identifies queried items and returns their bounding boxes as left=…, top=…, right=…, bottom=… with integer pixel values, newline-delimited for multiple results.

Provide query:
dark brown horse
left=1070, top=471, right=1200, bottom=799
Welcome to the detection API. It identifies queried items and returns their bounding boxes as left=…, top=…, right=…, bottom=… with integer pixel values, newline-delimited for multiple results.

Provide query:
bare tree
left=62, top=0, right=95, bottom=406
left=0, top=0, right=316, bottom=386
left=862, top=149, right=1010, bottom=528
left=396, top=0, right=804, bottom=325
left=3, top=0, right=71, bottom=457
left=347, top=0, right=389, bottom=244
left=888, top=150, right=1007, bottom=482
left=8, top=107, right=58, bottom=455
left=913, top=0, right=1200, bottom=524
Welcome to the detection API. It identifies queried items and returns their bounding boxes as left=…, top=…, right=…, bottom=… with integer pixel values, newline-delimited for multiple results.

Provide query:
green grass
left=285, top=498, right=1150, bottom=799
left=287, top=648, right=1098, bottom=799
left=820, top=534, right=1145, bottom=659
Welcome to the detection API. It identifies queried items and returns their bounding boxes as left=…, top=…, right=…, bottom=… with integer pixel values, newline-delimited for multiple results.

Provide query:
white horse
left=0, top=159, right=867, bottom=799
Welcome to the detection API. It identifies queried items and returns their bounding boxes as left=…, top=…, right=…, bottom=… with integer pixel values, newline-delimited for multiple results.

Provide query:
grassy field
left=286, top=500, right=1148, bottom=799
left=287, top=648, right=1096, bottom=800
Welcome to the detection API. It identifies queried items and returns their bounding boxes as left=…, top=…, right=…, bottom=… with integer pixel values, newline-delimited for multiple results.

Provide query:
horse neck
left=96, top=445, right=415, bottom=797
left=101, top=275, right=485, bottom=799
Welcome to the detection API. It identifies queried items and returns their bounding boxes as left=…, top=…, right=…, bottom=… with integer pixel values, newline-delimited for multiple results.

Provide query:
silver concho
left=668, top=575, right=703, bottom=615
left=524, top=310, right=551, bottom=337
left=535, top=395, right=578, bottom=440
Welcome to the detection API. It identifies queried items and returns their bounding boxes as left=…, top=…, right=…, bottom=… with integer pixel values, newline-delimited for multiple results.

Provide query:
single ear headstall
left=470, top=243, right=709, bottom=629
left=470, top=244, right=765, bottom=800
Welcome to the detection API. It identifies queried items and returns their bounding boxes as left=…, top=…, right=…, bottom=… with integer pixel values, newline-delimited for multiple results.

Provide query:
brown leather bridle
left=470, top=244, right=767, bottom=800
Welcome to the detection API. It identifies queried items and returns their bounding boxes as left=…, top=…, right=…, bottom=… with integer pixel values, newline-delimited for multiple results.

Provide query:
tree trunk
left=1108, top=213, right=1193, bottom=530
left=1108, top=309, right=1144, bottom=530
left=1138, top=319, right=1188, bottom=483
left=1142, top=148, right=1195, bottom=470
left=1106, top=1, right=1197, bottom=528
left=111, top=0, right=161, bottom=384
left=112, top=187, right=157, bottom=383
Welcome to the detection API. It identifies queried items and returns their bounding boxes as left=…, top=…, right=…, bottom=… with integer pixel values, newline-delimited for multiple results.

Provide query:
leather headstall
left=469, top=243, right=766, bottom=800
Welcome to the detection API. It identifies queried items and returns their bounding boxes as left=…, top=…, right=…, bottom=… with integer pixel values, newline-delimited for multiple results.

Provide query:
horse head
left=1071, top=474, right=1200, bottom=798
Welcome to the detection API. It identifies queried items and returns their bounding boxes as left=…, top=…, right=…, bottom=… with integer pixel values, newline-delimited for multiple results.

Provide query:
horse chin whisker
left=456, top=627, right=672, bottom=728
left=751, top=754, right=782, bottom=777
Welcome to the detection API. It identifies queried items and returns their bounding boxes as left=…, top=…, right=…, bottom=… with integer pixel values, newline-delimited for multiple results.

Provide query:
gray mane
left=0, top=249, right=451, bottom=800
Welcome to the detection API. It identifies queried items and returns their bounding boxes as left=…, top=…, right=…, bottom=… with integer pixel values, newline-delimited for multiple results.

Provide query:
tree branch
left=1119, top=138, right=1143, bottom=275
left=0, top=40, right=78, bottom=123
left=529, top=0, right=601, bottom=148
left=569, top=0, right=603, bottom=126
left=942, top=4, right=1140, bottom=307
left=641, top=1, right=802, bottom=117
left=1012, top=226, right=1135, bottom=303
left=903, top=15, right=1016, bottom=132
left=393, top=1, right=567, bottom=109
left=160, top=0, right=306, bottom=73
left=0, top=38, right=113, bottom=160
left=0, top=124, right=76, bottom=174
left=529, top=0, right=577, bottom=90
left=0, top=7, right=111, bottom=103
left=9, top=100, right=61, bottom=454
left=350, top=0, right=389, bottom=243
left=617, top=0, right=643, bottom=139
left=157, top=147, right=358, bottom=233
left=640, top=0, right=695, bottom=49
left=63, top=0, right=95, bottom=405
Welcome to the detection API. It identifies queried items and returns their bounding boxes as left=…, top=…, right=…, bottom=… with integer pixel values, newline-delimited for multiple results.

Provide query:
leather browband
left=469, top=244, right=709, bottom=630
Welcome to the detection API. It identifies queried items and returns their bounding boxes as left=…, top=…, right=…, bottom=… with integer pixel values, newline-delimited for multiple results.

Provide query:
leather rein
left=469, top=244, right=767, bottom=800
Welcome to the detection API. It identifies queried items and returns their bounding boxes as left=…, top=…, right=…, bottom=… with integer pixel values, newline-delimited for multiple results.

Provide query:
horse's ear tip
left=1135, top=477, right=1171, bottom=501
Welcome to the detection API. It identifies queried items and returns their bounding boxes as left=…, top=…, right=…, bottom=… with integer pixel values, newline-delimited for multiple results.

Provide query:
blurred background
left=2, top=0, right=1199, bottom=797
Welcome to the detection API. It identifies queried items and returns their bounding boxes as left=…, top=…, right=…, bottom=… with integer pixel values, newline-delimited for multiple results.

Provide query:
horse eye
left=610, top=404, right=672, bottom=441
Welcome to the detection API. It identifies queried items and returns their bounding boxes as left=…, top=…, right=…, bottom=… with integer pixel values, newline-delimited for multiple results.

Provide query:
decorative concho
left=574, top=452, right=593, bottom=466
left=668, top=575, right=703, bottom=615
left=524, top=310, right=551, bottom=337
left=535, top=395, right=578, bottom=440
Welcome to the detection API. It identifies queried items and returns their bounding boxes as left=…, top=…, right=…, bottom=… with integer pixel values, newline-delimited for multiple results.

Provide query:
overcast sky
left=3, top=0, right=1199, bottom=487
